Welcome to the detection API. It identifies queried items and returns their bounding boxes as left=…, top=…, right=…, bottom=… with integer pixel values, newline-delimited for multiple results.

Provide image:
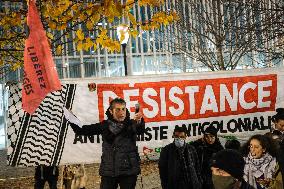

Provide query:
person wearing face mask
left=158, top=126, right=203, bottom=189
left=192, top=126, right=224, bottom=189
left=241, top=134, right=283, bottom=189
left=210, top=149, right=254, bottom=189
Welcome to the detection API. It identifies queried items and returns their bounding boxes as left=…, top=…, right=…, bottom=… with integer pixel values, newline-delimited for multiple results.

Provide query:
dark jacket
left=191, top=138, right=224, bottom=189
left=277, top=139, right=284, bottom=189
left=158, top=143, right=203, bottom=189
left=239, top=180, right=256, bottom=189
left=266, top=131, right=284, bottom=189
left=69, top=110, right=145, bottom=177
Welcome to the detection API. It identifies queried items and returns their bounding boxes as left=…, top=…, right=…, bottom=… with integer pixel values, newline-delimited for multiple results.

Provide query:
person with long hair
left=241, top=134, right=283, bottom=189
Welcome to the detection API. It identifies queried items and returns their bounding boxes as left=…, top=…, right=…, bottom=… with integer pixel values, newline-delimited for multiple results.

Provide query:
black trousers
left=34, top=177, right=57, bottom=189
left=100, top=175, right=137, bottom=189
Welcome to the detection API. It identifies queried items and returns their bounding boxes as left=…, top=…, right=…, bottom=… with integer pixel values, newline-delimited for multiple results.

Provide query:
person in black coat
left=34, top=165, right=59, bottom=189
left=69, top=97, right=145, bottom=189
left=265, top=108, right=284, bottom=189
left=211, top=149, right=255, bottom=189
left=191, top=126, right=224, bottom=189
left=158, top=126, right=203, bottom=189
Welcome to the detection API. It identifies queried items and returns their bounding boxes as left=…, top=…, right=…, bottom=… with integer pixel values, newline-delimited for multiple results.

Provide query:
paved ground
left=0, top=149, right=161, bottom=189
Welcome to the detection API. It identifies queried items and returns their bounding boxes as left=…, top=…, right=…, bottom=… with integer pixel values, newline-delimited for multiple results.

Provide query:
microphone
left=135, top=103, right=140, bottom=113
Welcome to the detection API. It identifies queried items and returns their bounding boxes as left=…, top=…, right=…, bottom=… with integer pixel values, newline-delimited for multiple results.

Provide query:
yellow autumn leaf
left=126, top=0, right=135, bottom=6
left=48, top=21, right=57, bottom=30
left=12, top=62, right=22, bottom=71
left=77, top=42, right=83, bottom=51
left=96, top=37, right=103, bottom=45
left=100, top=28, right=108, bottom=36
left=47, top=32, right=54, bottom=40
left=93, top=43, right=97, bottom=51
left=129, top=29, right=138, bottom=38
left=107, top=16, right=114, bottom=23
left=86, top=20, right=93, bottom=30
left=84, top=37, right=94, bottom=50
left=119, top=31, right=125, bottom=43
left=79, top=13, right=87, bottom=21
left=163, top=20, right=169, bottom=25
left=86, top=7, right=93, bottom=16
left=167, top=15, right=174, bottom=22
left=83, top=44, right=88, bottom=51
left=141, top=25, right=149, bottom=30
left=128, top=13, right=137, bottom=25
left=76, top=29, right=85, bottom=41
left=56, top=45, right=62, bottom=55
left=59, top=24, right=67, bottom=30
left=91, top=13, right=101, bottom=25
left=171, top=12, right=180, bottom=21
left=71, top=4, right=79, bottom=11
left=114, top=41, right=121, bottom=51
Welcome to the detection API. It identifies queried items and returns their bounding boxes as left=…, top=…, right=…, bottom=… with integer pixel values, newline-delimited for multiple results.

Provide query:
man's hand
left=134, top=112, right=143, bottom=123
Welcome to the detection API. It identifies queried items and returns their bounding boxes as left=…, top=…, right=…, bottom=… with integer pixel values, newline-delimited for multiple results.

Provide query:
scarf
left=107, top=120, right=125, bottom=135
left=244, top=153, right=277, bottom=189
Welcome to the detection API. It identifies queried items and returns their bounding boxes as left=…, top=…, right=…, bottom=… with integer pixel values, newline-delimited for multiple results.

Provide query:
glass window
left=68, top=58, right=81, bottom=78
left=108, top=56, right=123, bottom=77
left=0, top=118, right=5, bottom=149
left=132, top=55, right=142, bottom=74
left=84, top=58, right=98, bottom=77
left=0, top=84, right=7, bottom=149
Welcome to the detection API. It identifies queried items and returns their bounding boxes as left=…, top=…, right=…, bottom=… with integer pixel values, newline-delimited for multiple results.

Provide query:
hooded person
left=191, top=126, right=224, bottom=189
left=210, top=149, right=254, bottom=189
left=158, top=126, right=203, bottom=189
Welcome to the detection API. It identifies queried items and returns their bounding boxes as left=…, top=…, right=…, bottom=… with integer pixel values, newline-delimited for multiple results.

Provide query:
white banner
left=7, top=67, right=284, bottom=166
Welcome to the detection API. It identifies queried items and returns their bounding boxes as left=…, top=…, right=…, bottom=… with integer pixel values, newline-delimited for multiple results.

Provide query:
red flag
left=22, top=0, right=61, bottom=114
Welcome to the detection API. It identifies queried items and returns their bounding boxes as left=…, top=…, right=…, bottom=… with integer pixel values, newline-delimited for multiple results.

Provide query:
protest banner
left=22, top=0, right=61, bottom=114
left=7, top=67, right=284, bottom=166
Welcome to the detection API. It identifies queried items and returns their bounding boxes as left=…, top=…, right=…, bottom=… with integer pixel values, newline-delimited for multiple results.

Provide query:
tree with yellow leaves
left=0, top=0, right=178, bottom=75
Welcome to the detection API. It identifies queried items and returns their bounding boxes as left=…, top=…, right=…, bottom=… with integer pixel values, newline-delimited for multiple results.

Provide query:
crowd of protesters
left=34, top=97, right=284, bottom=189
left=158, top=108, right=284, bottom=189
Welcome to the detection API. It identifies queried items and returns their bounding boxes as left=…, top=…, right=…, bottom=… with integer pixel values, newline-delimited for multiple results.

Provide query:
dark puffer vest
left=69, top=110, right=145, bottom=177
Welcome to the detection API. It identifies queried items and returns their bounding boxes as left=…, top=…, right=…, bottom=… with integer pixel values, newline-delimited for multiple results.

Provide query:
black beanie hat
left=174, top=125, right=186, bottom=133
left=272, top=108, right=284, bottom=122
left=204, top=126, right=218, bottom=136
left=211, top=149, right=245, bottom=180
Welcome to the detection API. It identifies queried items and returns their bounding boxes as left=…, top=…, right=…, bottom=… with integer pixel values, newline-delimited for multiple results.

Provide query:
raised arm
left=132, top=112, right=145, bottom=134
left=69, top=122, right=102, bottom=136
